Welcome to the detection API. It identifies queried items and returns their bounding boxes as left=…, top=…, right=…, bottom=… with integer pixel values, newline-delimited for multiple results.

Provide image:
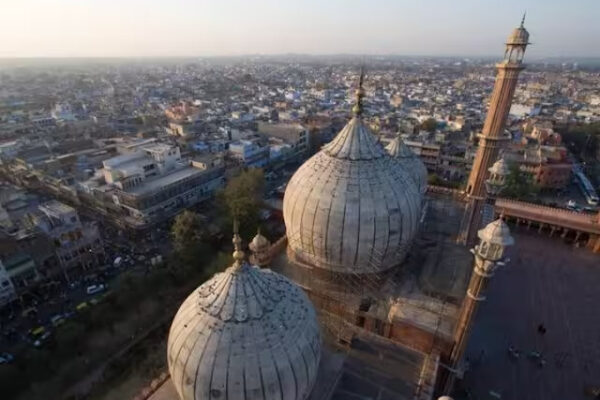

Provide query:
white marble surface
left=283, top=117, right=422, bottom=274
left=167, top=263, right=321, bottom=400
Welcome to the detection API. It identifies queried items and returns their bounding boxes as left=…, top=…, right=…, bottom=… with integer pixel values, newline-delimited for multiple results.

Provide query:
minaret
left=459, top=17, right=529, bottom=246
left=444, top=218, right=514, bottom=392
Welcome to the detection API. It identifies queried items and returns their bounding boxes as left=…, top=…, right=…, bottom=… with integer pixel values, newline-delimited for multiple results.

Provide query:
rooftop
left=123, top=165, right=207, bottom=196
left=149, top=333, right=429, bottom=400
left=39, top=200, right=75, bottom=216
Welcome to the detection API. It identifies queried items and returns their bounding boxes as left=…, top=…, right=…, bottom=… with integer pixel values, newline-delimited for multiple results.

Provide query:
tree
left=420, top=118, right=437, bottom=133
left=556, top=122, right=600, bottom=162
left=171, top=210, right=204, bottom=252
left=501, top=164, right=539, bottom=201
left=218, top=168, right=265, bottom=237
left=171, top=210, right=211, bottom=271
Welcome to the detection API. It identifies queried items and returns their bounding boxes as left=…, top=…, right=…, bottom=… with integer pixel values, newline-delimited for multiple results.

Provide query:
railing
left=495, top=198, right=600, bottom=233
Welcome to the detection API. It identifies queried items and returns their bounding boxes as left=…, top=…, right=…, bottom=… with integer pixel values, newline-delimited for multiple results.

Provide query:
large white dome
left=283, top=116, right=422, bottom=274
left=167, top=257, right=321, bottom=400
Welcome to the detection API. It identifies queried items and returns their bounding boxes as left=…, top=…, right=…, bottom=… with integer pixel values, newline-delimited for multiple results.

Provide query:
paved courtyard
left=463, top=229, right=600, bottom=400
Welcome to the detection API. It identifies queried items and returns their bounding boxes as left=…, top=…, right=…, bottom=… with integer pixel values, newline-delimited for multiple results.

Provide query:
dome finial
left=232, top=219, right=245, bottom=268
left=521, top=11, right=526, bottom=27
left=352, top=66, right=365, bottom=117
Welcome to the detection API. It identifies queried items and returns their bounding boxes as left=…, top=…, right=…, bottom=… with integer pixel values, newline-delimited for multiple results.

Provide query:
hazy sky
left=1, top=0, right=599, bottom=58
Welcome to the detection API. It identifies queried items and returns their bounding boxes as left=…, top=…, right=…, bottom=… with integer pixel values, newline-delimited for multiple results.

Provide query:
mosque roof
left=283, top=74, right=422, bottom=274
left=167, top=232, right=321, bottom=400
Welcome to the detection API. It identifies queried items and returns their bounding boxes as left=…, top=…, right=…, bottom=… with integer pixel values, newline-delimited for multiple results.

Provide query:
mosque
left=147, top=19, right=527, bottom=400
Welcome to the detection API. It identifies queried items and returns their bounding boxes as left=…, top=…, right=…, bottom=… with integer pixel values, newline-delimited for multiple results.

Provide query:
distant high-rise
left=459, top=17, right=529, bottom=246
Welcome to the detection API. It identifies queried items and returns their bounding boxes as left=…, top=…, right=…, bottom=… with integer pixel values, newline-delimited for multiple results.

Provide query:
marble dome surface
left=283, top=115, right=421, bottom=274
left=386, top=135, right=428, bottom=196
left=167, top=258, right=321, bottom=400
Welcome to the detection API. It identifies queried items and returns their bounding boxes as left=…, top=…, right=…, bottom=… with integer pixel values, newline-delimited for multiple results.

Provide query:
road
left=0, top=221, right=173, bottom=355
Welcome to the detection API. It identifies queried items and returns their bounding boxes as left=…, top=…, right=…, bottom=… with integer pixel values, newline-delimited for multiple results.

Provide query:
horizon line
left=0, top=53, right=597, bottom=61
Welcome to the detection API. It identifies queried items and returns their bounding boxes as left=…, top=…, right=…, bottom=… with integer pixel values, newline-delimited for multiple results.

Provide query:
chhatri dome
left=167, top=226, right=321, bottom=400
left=249, top=228, right=272, bottom=267
left=283, top=72, right=422, bottom=274
left=507, top=13, right=530, bottom=46
left=386, top=134, right=428, bottom=196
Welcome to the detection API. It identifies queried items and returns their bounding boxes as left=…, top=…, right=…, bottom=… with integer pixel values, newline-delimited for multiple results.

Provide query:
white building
left=102, top=144, right=181, bottom=189
left=35, top=201, right=103, bottom=276
left=97, top=144, right=225, bottom=227
left=228, top=139, right=269, bottom=168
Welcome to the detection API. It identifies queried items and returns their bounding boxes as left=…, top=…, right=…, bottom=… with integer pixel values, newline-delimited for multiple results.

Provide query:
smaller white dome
left=386, top=135, right=428, bottom=196
left=488, top=156, right=510, bottom=177
left=478, top=218, right=514, bottom=246
left=249, top=231, right=270, bottom=251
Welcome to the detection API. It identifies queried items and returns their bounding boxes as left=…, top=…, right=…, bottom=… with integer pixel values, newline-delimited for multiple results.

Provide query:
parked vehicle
left=29, top=326, right=45, bottom=337
left=89, top=297, right=102, bottom=306
left=21, top=307, right=38, bottom=318
left=86, top=284, right=106, bottom=295
left=50, top=314, right=65, bottom=327
left=33, top=331, right=51, bottom=348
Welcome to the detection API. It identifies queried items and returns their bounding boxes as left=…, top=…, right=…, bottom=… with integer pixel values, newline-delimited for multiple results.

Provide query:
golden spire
left=232, top=219, right=245, bottom=269
left=352, top=66, right=365, bottom=117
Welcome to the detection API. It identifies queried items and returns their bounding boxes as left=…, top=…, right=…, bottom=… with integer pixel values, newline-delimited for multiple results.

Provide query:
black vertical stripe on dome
left=379, top=166, right=393, bottom=264
left=250, top=320, right=267, bottom=400
left=211, top=273, right=235, bottom=320
left=206, top=319, right=229, bottom=400
left=352, top=171, right=361, bottom=267
left=266, top=334, right=285, bottom=400
left=223, top=324, right=234, bottom=400
left=337, top=202, right=347, bottom=269
left=368, top=171, right=378, bottom=269
left=287, top=162, right=312, bottom=250
left=309, top=156, right=335, bottom=260
left=186, top=318, right=213, bottom=400
left=297, top=338, right=311, bottom=399
left=168, top=295, right=198, bottom=358
left=322, top=171, right=335, bottom=265
left=199, top=272, right=232, bottom=317
left=382, top=157, right=418, bottom=261
left=282, top=344, right=299, bottom=399
left=169, top=300, right=203, bottom=374
left=298, top=155, right=327, bottom=258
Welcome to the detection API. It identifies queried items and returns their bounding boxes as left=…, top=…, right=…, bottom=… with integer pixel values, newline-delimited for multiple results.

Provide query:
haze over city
left=1, top=0, right=600, bottom=58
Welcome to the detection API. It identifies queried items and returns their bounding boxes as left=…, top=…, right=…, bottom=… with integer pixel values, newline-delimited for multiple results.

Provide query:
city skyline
left=1, top=0, right=600, bottom=59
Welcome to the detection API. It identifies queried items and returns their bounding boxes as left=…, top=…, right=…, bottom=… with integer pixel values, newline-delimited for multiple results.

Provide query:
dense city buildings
left=0, top=14, right=599, bottom=400
left=34, top=200, right=103, bottom=279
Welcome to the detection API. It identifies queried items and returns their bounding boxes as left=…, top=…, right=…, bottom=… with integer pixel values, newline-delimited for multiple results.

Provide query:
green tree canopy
left=420, top=118, right=437, bottom=133
left=500, top=163, right=539, bottom=201
left=218, top=168, right=265, bottom=237
left=171, top=210, right=205, bottom=252
left=557, top=122, right=600, bottom=162
left=171, top=210, right=209, bottom=270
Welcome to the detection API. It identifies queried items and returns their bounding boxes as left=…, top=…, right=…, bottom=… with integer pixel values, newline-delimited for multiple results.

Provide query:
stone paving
left=463, top=229, right=600, bottom=400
